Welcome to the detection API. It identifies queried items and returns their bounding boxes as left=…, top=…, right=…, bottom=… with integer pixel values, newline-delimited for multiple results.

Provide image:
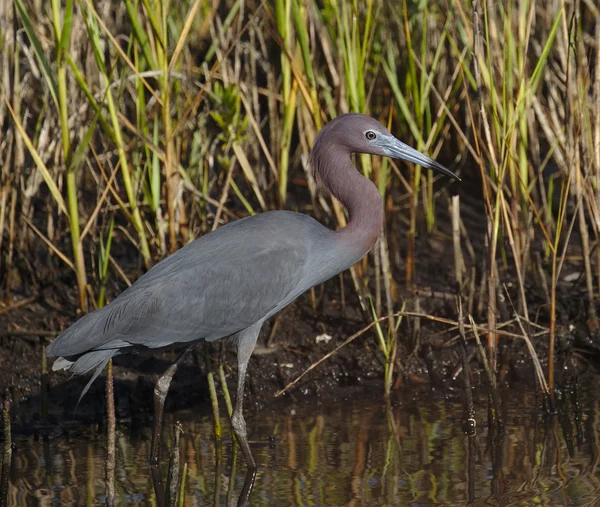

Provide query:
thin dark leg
left=150, top=345, right=194, bottom=465
left=149, top=463, right=165, bottom=506
left=237, top=467, right=257, bottom=507
left=230, top=325, right=260, bottom=470
left=231, top=359, right=255, bottom=468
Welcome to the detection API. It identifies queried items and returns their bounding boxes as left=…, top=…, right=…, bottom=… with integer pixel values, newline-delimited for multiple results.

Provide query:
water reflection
left=3, top=383, right=600, bottom=506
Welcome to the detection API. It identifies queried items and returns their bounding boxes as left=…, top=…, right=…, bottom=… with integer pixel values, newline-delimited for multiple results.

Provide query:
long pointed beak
left=387, top=138, right=460, bottom=181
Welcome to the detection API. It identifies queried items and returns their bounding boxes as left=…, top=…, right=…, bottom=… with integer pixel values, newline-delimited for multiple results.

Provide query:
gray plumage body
left=47, top=210, right=365, bottom=382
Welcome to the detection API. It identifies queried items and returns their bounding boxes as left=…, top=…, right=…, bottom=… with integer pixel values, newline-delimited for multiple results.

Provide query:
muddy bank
left=1, top=283, right=596, bottom=435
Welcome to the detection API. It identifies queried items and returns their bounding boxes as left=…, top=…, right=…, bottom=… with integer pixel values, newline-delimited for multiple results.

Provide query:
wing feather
left=47, top=212, right=316, bottom=358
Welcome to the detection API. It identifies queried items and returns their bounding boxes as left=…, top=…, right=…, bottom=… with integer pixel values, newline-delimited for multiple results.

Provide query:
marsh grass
left=1, top=0, right=599, bottom=394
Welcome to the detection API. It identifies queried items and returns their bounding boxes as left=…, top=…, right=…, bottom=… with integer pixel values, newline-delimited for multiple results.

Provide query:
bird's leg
left=231, top=326, right=260, bottom=470
left=231, top=359, right=255, bottom=469
left=150, top=345, right=194, bottom=465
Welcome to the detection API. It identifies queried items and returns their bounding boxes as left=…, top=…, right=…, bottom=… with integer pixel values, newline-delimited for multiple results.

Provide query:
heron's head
left=314, top=113, right=460, bottom=181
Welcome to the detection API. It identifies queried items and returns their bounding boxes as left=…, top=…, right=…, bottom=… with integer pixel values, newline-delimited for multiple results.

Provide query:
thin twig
left=275, top=310, right=533, bottom=397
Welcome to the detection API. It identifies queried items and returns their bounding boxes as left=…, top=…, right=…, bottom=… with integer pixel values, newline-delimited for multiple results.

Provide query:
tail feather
left=68, top=349, right=116, bottom=375
left=50, top=349, right=118, bottom=408
left=76, top=352, right=115, bottom=406
left=52, top=357, right=74, bottom=371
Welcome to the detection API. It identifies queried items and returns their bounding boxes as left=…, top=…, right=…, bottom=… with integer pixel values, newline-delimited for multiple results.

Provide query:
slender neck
left=317, top=151, right=384, bottom=257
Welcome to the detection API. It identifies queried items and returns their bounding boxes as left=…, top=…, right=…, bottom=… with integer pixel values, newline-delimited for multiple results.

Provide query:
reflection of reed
left=166, top=422, right=182, bottom=506
left=584, top=398, right=600, bottom=498
left=489, top=418, right=506, bottom=499
left=105, top=360, right=116, bottom=507
left=285, top=415, right=302, bottom=505
left=347, top=409, right=370, bottom=506
left=86, top=444, right=94, bottom=506
left=1, top=395, right=12, bottom=507
left=467, top=433, right=475, bottom=503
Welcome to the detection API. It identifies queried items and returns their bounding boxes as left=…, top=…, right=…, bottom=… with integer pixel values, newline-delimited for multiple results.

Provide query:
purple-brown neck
left=310, top=131, right=384, bottom=258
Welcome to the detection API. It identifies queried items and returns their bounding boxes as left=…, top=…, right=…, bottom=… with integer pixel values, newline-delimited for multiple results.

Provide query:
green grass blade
left=382, top=50, right=423, bottom=145
left=68, top=114, right=99, bottom=173
left=528, top=7, right=563, bottom=94
left=125, top=0, right=158, bottom=68
left=14, top=0, right=59, bottom=108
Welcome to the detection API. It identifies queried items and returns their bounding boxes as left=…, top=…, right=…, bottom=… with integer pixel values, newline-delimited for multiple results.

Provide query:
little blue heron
left=47, top=113, right=459, bottom=469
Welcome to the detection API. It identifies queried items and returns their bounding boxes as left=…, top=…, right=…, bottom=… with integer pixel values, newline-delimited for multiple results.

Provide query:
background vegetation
left=1, top=0, right=599, bottom=393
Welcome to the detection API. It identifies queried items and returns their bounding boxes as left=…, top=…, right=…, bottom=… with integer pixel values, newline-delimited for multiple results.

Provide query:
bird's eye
left=365, top=131, right=377, bottom=141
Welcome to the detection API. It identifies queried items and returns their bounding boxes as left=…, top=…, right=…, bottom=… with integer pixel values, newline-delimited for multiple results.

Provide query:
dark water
left=3, top=382, right=600, bottom=506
